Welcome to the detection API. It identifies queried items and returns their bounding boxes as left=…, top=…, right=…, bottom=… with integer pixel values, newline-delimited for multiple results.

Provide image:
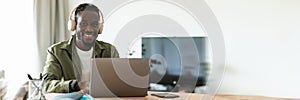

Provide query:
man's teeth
left=84, top=34, right=93, bottom=36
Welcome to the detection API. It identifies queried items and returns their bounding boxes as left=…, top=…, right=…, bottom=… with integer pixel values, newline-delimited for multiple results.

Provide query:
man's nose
left=85, top=25, right=94, bottom=32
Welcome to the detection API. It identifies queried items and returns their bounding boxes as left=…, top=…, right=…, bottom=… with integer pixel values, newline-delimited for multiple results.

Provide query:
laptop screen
left=89, top=58, right=150, bottom=97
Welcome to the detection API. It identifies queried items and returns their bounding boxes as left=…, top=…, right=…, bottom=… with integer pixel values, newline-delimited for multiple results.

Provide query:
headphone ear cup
left=98, top=23, right=104, bottom=34
left=68, top=19, right=76, bottom=31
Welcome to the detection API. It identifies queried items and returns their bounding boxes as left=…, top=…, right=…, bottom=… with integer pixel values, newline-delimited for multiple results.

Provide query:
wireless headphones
left=68, top=3, right=104, bottom=34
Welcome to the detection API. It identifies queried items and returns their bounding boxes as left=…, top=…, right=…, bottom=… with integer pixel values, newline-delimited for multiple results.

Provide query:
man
left=42, top=3, right=119, bottom=93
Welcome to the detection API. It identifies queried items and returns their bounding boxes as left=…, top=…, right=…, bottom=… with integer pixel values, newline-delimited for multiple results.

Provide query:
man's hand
left=78, top=87, right=90, bottom=95
left=70, top=80, right=90, bottom=94
left=77, top=81, right=90, bottom=94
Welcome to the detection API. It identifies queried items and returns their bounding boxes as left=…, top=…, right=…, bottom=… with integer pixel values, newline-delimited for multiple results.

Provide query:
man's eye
left=80, top=22, right=88, bottom=26
left=92, top=23, right=99, bottom=27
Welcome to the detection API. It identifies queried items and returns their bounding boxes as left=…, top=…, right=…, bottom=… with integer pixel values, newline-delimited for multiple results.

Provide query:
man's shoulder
left=48, top=40, right=70, bottom=50
left=95, top=40, right=114, bottom=47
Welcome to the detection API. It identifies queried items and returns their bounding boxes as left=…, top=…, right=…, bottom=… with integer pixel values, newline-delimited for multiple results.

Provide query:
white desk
left=46, top=91, right=298, bottom=100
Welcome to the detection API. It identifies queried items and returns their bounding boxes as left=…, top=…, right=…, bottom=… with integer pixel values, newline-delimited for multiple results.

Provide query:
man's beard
left=82, top=39, right=96, bottom=48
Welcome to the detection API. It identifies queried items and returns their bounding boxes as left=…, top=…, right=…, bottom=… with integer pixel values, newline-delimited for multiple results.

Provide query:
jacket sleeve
left=111, top=45, right=120, bottom=58
left=42, top=48, right=73, bottom=93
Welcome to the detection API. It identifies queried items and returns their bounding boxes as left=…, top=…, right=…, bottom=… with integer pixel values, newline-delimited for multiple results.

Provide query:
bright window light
left=0, top=0, right=37, bottom=98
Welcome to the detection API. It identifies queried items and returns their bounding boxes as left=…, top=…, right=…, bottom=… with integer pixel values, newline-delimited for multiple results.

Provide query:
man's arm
left=42, top=48, right=78, bottom=93
left=111, top=45, right=120, bottom=58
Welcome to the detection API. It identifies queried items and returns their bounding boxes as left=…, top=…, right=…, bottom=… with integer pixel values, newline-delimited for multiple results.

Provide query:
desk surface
left=46, top=91, right=297, bottom=100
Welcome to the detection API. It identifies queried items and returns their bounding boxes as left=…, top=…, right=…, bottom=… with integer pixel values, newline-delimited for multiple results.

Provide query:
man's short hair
left=74, top=3, right=100, bottom=23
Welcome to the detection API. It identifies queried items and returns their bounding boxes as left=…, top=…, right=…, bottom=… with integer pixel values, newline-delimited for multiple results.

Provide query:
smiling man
left=42, top=3, right=119, bottom=93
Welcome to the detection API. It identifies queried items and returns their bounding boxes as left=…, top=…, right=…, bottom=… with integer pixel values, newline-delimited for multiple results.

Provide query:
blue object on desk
left=80, top=95, right=93, bottom=100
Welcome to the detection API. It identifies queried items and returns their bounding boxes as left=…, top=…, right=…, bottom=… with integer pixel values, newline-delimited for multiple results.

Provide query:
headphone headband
left=68, top=3, right=104, bottom=33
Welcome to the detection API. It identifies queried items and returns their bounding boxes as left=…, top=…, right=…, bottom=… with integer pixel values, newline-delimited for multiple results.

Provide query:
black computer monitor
left=142, top=37, right=208, bottom=87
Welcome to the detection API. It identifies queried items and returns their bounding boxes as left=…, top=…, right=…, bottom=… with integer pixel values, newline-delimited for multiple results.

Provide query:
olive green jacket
left=42, top=36, right=119, bottom=93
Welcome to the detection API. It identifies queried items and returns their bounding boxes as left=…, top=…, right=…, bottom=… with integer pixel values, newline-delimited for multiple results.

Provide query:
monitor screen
left=142, top=37, right=208, bottom=86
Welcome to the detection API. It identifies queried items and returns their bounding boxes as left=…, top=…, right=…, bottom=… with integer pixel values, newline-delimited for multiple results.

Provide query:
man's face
left=75, top=10, right=100, bottom=47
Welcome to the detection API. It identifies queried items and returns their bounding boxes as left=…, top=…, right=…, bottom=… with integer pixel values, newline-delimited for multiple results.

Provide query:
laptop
left=89, top=58, right=150, bottom=98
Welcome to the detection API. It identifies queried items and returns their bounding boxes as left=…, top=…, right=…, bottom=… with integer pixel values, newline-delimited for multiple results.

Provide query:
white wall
left=69, top=0, right=300, bottom=98
left=69, top=0, right=207, bottom=58
left=205, top=0, right=300, bottom=98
